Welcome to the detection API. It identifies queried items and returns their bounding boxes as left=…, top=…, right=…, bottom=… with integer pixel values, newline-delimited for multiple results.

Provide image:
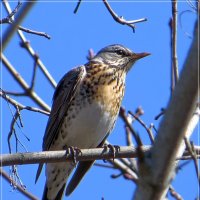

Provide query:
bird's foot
left=103, top=144, right=120, bottom=161
left=66, top=146, right=82, bottom=165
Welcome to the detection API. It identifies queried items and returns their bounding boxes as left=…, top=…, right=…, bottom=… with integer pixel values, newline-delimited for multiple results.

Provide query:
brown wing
left=35, top=66, right=86, bottom=183
left=43, top=66, right=86, bottom=151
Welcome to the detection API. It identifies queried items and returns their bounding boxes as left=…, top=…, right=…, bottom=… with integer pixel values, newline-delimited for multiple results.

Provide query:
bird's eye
left=116, top=49, right=125, bottom=56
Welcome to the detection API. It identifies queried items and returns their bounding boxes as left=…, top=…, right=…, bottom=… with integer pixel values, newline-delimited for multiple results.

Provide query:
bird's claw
left=103, top=144, right=120, bottom=161
left=67, top=146, right=82, bottom=165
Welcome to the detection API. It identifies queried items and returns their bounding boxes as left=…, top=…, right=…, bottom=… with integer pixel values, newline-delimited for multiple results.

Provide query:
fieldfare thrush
left=35, top=44, right=150, bottom=200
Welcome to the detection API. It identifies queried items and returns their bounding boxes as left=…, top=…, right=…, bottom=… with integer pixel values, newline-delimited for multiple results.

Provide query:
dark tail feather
left=65, top=161, right=94, bottom=196
left=42, top=183, right=48, bottom=200
left=35, top=163, right=43, bottom=184
left=42, top=182, right=66, bottom=200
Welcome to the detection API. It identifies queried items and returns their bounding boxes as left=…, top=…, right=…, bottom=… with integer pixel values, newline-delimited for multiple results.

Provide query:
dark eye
left=116, top=49, right=125, bottom=56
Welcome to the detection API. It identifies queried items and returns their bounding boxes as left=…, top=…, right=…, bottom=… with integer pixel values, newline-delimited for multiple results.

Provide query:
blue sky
left=1, top=1, right=198, bottom=200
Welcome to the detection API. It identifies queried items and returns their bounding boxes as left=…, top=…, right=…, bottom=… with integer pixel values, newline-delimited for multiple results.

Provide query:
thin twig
left=1, top=1, right=35, bottom=50
left=0, top=89, right=50, bottom=116
left=184, top=137, right=200, bottom=185
left=154, top=108, right=165, bottom=120
left=169, top=186, right=183, bottom=200
left=3, top=1, right=56, bottom=88
left=17, top=25, right=50, bottom=39
left=171, top=0, right=179, bottom=87
left=103, top=0, right=147, bottom=32
left=128, top=110, right=154, bottom=144
left=1, top=1, right=50, bottom=39
left=30, top=54, right=39, bottom=90
left=0, top=168, right=38, bottom=200
left=0, top=1, right=22, bottom=24
left=1, top=53, right=51, bottom=112
left=119, top=107, right=142, bottom=146
left=74, top=0, right=82, bottom=14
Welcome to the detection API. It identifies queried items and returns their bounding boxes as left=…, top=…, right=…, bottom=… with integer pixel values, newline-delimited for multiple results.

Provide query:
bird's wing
left=43, top=66, right=86, bottom=150
left=35, top=66, right=86, bottom=183
left=65, top=133, right=109, bottom=196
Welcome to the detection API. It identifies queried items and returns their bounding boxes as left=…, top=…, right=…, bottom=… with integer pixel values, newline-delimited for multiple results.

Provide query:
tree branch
left=103, top=0, right=147, bottom=32
left=0, top=168, right=38, bottom=200
left=0, top=53, right=50, bottom=112
left=2, top=0, right=56, bottom=88
left=134, top=18, right=199, bottom=200
left=1, top=146, right=149, bottom=166
left=1, top=146, right=200, bottom=167
left=172, top=0, right=179, bottom=83
left=1, top=1, right=35, bottom=51
left=0, top=1, right=22, bottom=24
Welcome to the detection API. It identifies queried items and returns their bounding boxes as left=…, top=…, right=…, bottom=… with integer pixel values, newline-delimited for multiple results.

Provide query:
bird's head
left=91, top=44, right=150, bottom=72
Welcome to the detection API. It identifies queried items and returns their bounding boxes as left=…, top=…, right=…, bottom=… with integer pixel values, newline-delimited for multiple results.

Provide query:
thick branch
left=134, top=19, right=199, bottom=200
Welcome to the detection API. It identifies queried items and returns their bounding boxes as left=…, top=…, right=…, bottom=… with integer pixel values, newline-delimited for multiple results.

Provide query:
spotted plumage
left=35, top=44, right=150, bottom=200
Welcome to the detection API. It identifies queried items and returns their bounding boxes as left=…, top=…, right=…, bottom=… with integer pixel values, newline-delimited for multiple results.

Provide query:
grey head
left=91, top=44, right=150, bottom=72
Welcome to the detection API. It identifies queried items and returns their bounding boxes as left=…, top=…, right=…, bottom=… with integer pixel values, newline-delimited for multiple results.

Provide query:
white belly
left=57, top=101, right=115, bottom=149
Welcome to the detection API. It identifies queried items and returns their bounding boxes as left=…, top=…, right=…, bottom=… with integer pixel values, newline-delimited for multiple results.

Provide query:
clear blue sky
left=1, top=1, right=198, bottom=200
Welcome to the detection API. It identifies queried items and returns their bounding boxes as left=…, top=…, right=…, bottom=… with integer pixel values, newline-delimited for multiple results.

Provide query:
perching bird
left=35, top=44, right=150, bottom=200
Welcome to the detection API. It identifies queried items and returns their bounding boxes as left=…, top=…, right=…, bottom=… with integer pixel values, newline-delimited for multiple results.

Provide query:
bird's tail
left=42, top=182, right=66, bottom=200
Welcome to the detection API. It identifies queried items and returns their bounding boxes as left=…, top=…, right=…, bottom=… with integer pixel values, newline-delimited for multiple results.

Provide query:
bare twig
left=2, top=1, right=56, bottom=88
left=103, top=0, right=147, bottom=32
left=171, top=0, right=179, bottom=89
left=17, top=25, right=51, bottom=39
left=0, top=168, right=38, bottom=200
left=30, top=54, right=39, bottom=90
left=7, top=109, right=29, bottom=154
left=1, top=53, right=51, bottom=112
left=119, top=107, right=142, bottom=146
left=184, top=138, right=200, bottom=185
left=0, top=1, right=50, bottom=39
left=154, top=108, right=166, bottom=120
left=74, top=0, right=82, bottom=14
left=169, top=186, right=183, bottom=200
left=0, top=1, right=22, bottom=24
left=1, top=1, right=35, bottom=50
left=128, top=110, right=154, bottom=144
left=125, top=126, right=134, bottom=147
left=0, top=89, right=50, bottom=116
left=1, top=89, right=49, bottom=154
left=108, top=158, right=138, bottom=183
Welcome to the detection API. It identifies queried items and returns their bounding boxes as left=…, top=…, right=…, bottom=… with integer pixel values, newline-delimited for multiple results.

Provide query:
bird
left=35, top=44, right=150, bottom=200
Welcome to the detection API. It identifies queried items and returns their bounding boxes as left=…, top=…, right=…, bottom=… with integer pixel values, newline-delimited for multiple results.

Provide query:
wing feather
left=35, top=66, right=86, bottom=183
left=43, top=66, right=86, bottom=150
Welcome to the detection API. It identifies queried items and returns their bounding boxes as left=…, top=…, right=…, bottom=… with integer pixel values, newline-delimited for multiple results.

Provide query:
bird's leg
left=65, top=146, right=82, bottom=166
left=103, top=144, right=120, bottom=161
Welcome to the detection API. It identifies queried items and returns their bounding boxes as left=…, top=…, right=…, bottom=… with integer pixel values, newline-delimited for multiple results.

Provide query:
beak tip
left=134, top=52, right=151, bottom=60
